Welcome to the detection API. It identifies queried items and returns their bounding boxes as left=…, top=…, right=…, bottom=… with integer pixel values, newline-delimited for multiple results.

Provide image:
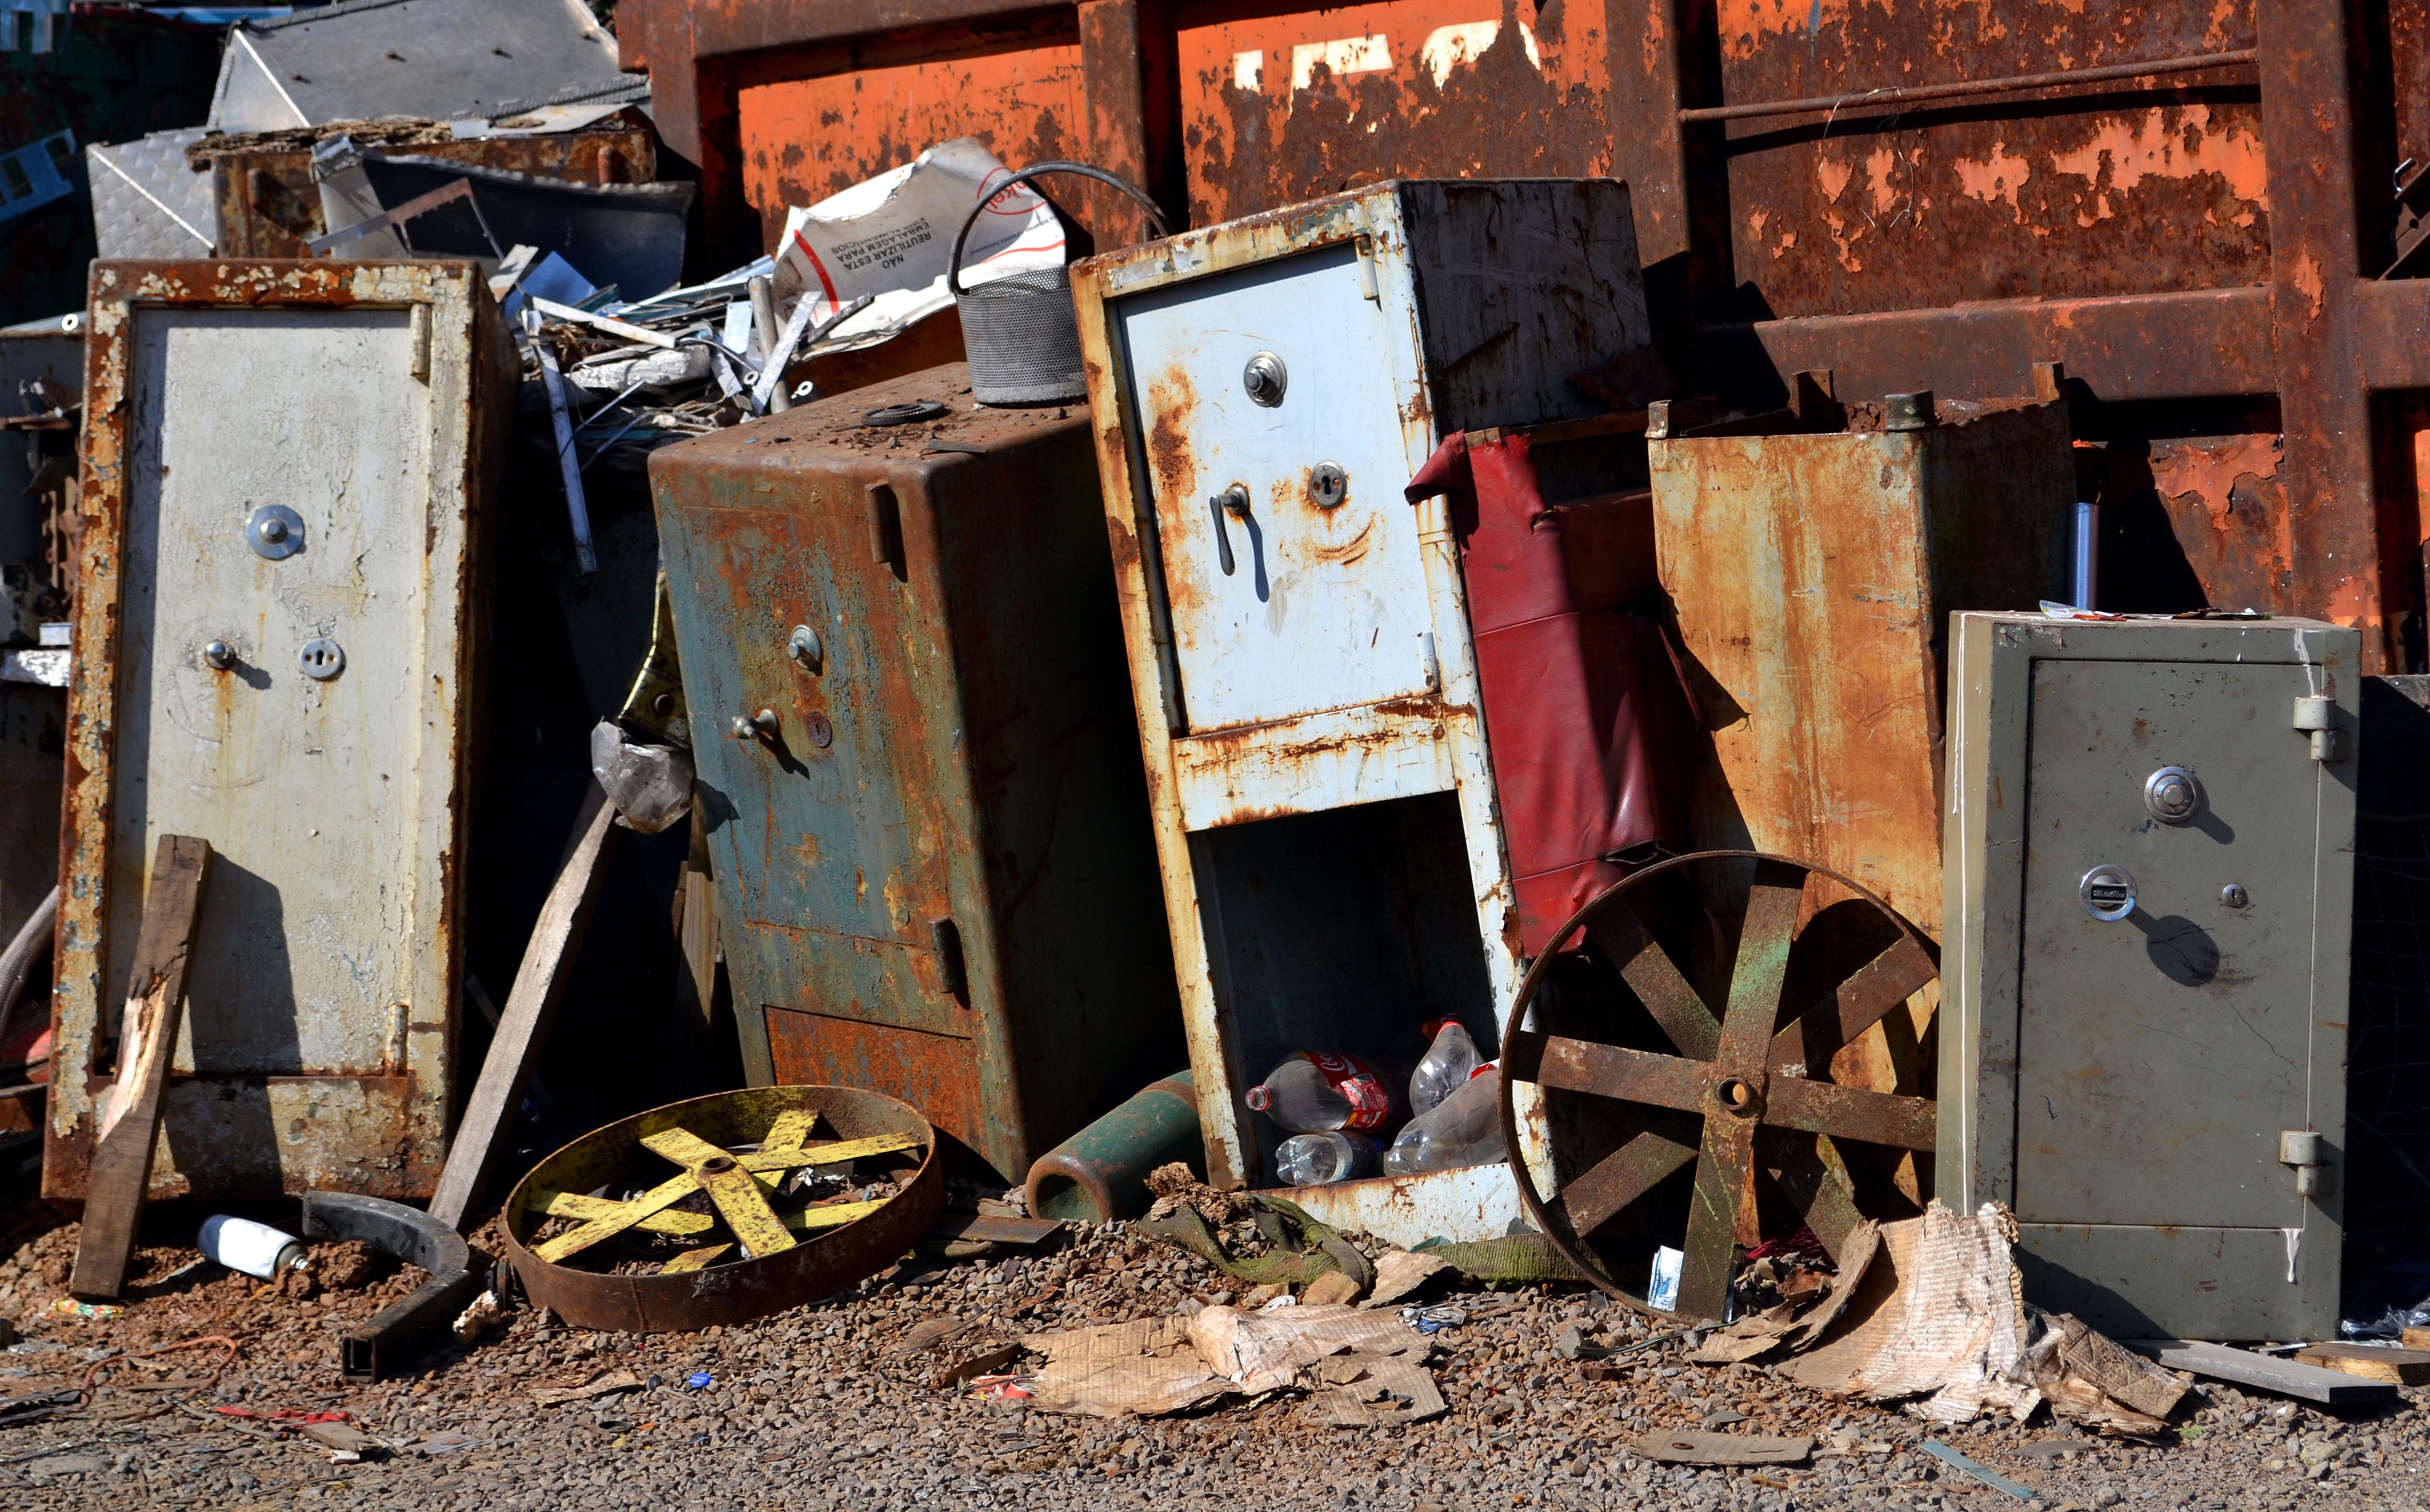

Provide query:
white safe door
left=1115, top=243, right=1435, bottom=733
left=115, top=307, right=435, bottom=1075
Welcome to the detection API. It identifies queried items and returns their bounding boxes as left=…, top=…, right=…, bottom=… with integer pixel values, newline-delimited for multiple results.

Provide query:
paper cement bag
left=770, top=137, right=1064, bottom=351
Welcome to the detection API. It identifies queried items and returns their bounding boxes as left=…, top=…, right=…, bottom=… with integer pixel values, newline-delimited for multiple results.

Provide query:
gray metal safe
left=1941, top=613, right=2357, bottom=1341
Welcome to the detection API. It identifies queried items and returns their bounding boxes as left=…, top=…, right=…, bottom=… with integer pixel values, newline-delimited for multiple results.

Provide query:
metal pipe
left=1680, top=48, right=2258, bottom=124
left=2071, top=501, right=2101, bottom=610
left=1024, top=1071, right=1199, bottom=1224
left=0, top=886, right=57, bottom=1050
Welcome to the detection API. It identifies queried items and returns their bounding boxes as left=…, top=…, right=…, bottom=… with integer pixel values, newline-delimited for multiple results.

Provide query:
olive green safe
left=1940, top=612, right=2357, bottom=1341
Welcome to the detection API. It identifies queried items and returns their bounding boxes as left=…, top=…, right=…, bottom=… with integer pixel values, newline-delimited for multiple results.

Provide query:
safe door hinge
left=2280, top=1128, right=2333, bottom=1198
left=2291, top=695, right=2345, bottom=762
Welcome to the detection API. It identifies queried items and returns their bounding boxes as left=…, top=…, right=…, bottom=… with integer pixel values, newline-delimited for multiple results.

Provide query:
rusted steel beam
left=1077, top=0, right=1179, bottom=243
left=2260, top=0, right=2383, bottom=660
left=1681, top=48, right=2258, bottom=124
left=632, top=0, right=1050, bottom=61
left=1711, top=288, right=2275, bottom=405
left=2354, top=279, right=2430, bottom=392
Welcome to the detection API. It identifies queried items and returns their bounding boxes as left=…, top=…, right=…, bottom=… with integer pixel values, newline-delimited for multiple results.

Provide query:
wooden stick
left=428, top=782, right=619, bottom=1229
left=69, top=835, right=212, bottom=1298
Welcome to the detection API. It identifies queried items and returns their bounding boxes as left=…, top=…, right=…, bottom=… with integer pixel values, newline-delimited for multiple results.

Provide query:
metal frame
left=621, top=0, right=2430, bottom=671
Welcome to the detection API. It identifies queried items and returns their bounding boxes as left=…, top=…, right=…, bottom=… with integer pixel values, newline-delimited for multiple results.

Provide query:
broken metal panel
left=1940, top=613, right=2357, bottom=1340
left=50, top=260, right=514, bottom=1204
left=1276, top=1159, right=1525, bottom=1252
left=649, top=362, right=1182, bottom=1187
left=1714, top=0, right=2267, bottom=319
left=1646, top=396, right=2074, bottom=939
left=202, top=114, right=659, bottom=259
left=208, top=0, right=633, bottom=132
left=1172, top=0, right=1610, bottom=226
left=86, top=129, right=215, bottom=258
left=1073, top=180, right=1645, bottom=1211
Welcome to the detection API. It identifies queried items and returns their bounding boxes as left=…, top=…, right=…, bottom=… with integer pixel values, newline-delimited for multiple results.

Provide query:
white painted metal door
left=1115, top=243, right=1434, bottom=733
left=115, top=308, right=433, bottom=1077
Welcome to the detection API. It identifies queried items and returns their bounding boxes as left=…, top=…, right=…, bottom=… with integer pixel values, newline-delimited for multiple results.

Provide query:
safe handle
left=1209, top=485, right=1249, bottom=576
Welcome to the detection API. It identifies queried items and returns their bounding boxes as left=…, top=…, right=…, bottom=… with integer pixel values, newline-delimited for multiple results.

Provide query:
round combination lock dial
left=2143, top=765, right=2201, bottom=824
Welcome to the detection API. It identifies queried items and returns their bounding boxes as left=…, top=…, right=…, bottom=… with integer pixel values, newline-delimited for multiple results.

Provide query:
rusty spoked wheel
left=1500, top=850, right=1939, bottom=1320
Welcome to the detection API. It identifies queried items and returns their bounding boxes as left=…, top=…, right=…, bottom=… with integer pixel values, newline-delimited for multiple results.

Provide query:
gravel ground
left=0, top=1213, right=2423, bottom=1510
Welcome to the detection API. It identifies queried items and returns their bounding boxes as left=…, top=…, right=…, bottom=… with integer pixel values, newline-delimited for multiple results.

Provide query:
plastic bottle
left=1382, top=1065, right=1507, bottom=1177
left=1243, top=1051, right=1400, bottom=1133
left=198, top=1215, right=306, bottom=1281
left=1409, top=1018, right=1482, bottom=1116
left=1273, top=1130, right=1375, bottom=1186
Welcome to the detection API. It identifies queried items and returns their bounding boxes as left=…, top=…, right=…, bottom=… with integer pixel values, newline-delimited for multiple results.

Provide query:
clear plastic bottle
left=1243, top=1051, right=1400, bottom=1133
left=1273, top=1129, right=1375, bottom=1186
left=1382, top=1065, right=1507, bottom=1176
left=1409, top=1019, right=1482, bottom=1116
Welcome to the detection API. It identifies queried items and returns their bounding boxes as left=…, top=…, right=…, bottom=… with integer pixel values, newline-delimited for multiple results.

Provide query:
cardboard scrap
left=531, top=1368, right=645, bottom=1407
left=1190, top=1303, right=1418, bottom=1394
left=1362, top=1249, right=1453, bottom=1309
left=1780, top=1204, right=2182, bottom=1435
left=1779, top=1201, right=2038, bottom=1424
left=1017, top=1303, right=1433, bottom=1421
left=1306, top=1352, right=1448, bottom=1428
left=2030, top=1313, right=2186, bottom=1433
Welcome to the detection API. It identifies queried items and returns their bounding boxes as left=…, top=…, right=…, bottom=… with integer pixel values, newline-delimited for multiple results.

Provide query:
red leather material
left=1409, top=434, right=1696, bottom=956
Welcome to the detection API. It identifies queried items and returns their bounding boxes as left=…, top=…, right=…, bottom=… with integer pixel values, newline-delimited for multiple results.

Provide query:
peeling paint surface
left=52, top=260, right=502, bottom=1203
left=1177, top=0, right=1608, bottom=225
left=737, top=37, right=1086, bottom=257
left=1719, top=1, right=2266, bottom=315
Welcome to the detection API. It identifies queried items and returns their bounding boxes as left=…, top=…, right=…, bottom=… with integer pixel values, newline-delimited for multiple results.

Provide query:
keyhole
left=1308, top=462, right=1348, bottom=509
left=298, top=638, right=345, bottom=680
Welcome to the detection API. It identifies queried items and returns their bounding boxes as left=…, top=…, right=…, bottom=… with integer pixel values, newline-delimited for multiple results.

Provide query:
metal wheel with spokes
left=1499, top=850, right=1940, bottom=1320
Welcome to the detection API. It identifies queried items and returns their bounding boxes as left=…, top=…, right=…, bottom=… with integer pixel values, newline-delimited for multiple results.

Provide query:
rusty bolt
left=652, top=692, right=676, bottom=717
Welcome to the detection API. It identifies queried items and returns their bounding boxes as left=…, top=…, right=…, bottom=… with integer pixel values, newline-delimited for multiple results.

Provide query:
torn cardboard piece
left=1017, top=1303, right=1432, bottom=1421
left=1363, top=1249, right=1453, bottom=1309
left=1780, top=1203, right=2183, bottom=1435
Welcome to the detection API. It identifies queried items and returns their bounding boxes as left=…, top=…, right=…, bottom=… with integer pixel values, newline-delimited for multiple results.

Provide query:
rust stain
left=1178, top=0, right=1608, bottom=225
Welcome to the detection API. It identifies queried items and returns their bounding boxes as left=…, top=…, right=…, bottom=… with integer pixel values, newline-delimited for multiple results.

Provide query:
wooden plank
left=69, top=835, right=213, bottom=1299
left=2125, top=1340, right=2400, bottom=1404
left=2404, top=1325, right=2430, bottom=1352
left=2294, top=1343, right=2430, bottom=1385
left=1636, top=1429, right=1811, bottom=1465
left=429, top=782, right=620, bottom=1230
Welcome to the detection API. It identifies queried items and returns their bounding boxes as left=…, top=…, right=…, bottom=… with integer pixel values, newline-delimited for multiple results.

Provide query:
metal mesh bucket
left=950, top=161, right=1169, bottom=407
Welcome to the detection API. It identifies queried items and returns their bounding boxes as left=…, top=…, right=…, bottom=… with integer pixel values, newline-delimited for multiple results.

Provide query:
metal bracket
left=300, top=1190, right=487, bottom=1383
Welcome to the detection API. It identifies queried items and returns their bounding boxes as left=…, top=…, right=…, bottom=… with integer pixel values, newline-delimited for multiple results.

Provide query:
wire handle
left=948, top=161, right=1170, bottom=296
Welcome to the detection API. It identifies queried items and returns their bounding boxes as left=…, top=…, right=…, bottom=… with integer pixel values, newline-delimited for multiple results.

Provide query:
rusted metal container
left=621, top=0, right=2430, bottom=677
left=1645, top=386, right=2074, bottom=942
left=47, top=260, right=516, bottom=1205
left=649, top=362, right=1183, bottom=1187
left=1069, top=179, right=1653, bottom=1242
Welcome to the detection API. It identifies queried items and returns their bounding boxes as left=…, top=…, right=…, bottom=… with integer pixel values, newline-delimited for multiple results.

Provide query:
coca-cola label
left=1303, top=1051, right=1391, bottom=1131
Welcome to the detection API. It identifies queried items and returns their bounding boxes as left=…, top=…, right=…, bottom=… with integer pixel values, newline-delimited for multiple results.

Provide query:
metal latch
left=1353, top=235, right=1378, bottom=302
left=2280, top=1129, right=2332, bottom=1197
left=2292, top=695, right=2344, bottom=762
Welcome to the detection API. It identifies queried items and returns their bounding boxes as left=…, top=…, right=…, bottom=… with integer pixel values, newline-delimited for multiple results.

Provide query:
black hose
left=0, top=885, right=58, bottom=1052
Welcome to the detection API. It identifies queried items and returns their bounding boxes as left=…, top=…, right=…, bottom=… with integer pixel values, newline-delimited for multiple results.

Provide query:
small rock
left=1303, top=1271, right=1362, bottom=1307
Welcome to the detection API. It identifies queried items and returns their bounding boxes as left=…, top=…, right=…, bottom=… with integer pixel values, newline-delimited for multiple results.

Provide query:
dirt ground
left=0, top=1211, right=2423, bottom=1511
